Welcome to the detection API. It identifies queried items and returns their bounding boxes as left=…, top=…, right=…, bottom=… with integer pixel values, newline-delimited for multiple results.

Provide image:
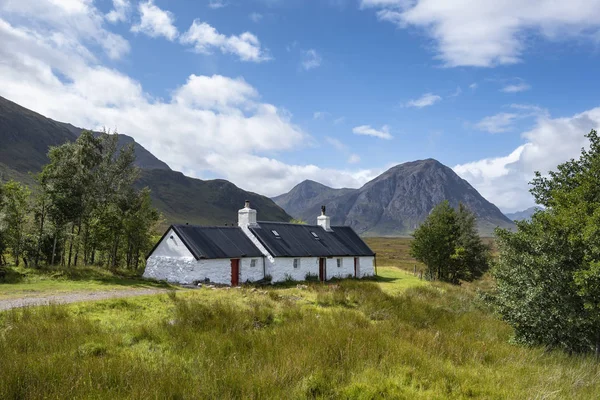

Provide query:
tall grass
left=1, top=279, right=599, bottom=399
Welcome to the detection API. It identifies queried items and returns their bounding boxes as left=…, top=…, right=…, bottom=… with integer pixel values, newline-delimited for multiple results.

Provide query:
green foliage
left=0, top=131, right=161, bottom=271
left=289, top=218, right=307, bottom=224
left=1, top=275, right=600, bottom=399
left=1, top=181, right=30, bottom=267
left=493, top=129, right=600, bottom=354
left=410, top=201, right=490, bottom=283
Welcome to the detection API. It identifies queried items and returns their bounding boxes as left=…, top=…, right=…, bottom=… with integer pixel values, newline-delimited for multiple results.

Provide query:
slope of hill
left=55, top=122, right=171, bottom=171
left=274, top=159, right=515, bottom=236
left=0, top=96, right=78, bottom=174
left=0, top=96, right=291, bottom=225
left=505, top=206, right=540, bottom=221
left=272, top=180, right=355, bottom=223
left=136, top=169, right=291, bottom=226
left=0, top=96, right=170, bottom=173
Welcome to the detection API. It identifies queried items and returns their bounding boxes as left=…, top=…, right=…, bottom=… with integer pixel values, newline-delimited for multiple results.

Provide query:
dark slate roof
left=162, top=225, right=264, bottom=260
left=249, top=222, right=375, bottom=258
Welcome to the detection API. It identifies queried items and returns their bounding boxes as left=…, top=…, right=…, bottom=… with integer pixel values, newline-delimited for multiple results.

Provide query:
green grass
left=0, top=266, right=172, bottom=300
left=1, top=238, right=599, bottom=399
left=1, top=265, right=600, bottom=398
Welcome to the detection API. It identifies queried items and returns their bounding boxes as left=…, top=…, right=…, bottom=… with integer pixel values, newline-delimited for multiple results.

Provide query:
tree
left=2, top=181, right=30, bottom=266
left=0, top=183, right=6, bottom=265
left=454, top=203, right=490, bottom=282
left=492, top=129, right=600, bottom=354
left=410, top=201, right=490, bottom=283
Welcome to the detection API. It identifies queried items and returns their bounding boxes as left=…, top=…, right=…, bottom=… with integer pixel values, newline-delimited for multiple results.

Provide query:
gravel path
left=0, top=288, right=169, bottom=311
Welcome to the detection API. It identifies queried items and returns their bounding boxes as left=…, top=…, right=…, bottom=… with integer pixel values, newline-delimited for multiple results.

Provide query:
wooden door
left=319, top=258, right=326, bottom=282
left=231, top=259, right=240, bottom=287
left=354, top=257, right=359, bottom=278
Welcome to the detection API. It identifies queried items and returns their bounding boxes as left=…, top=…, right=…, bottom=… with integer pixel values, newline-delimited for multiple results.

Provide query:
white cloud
left=131, top=0, right=178, bottom=41
left=325, top=136, right=347, bottom=152
left=450, top=86, right=462, bottom=97
left=249, top=12, right=263, bottom=23
left=301, top=49, right=322, bottom=70
left=205, top=153, right=385, bottom=196
left=0, top=7, right=386, bottom=197
left=106, top=0, right=130, bottom=24
left=405, top=93, right=442, bottom=108
left=455, top=107, right=600, bottom=212
left=475, top=104, right=548, bottom=133
left=501, top=82, right=531, bottom=93
left=313, top=111, right=330, bottom=120
left=348, top=154, right=361, bottom=164
left=476, top=113, right=519, bottom=133
left=0, top=0, right=129, bottom=60
left=361, top=0, right=600, bottom=67
left=333, top=117, right=346, bottom=125
left=325, top=137, right=363, bottom=165
left=181, top=20, right=270, bottom=62
left=208, top=0, right=228, bottom=9
left=469, top=83, right=478, bottom=90
left=353, top=125, right=393, bottom=140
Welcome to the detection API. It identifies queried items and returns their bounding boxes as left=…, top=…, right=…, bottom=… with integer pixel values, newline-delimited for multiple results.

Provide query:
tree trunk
left=596, top=329, right=600, bottom=359
left=111, top=234, right=120, bottom=270
left=74, top=222, right=82, bottom=267
left=34, top=201, right=46, bottom=268
left=51, top=232, right=58, bottom=266
left=67, top=224, right=75, bottom=268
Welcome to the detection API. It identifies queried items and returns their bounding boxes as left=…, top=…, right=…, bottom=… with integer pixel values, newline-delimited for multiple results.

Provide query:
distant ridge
left=274, top=159, right=515, bottom=236
left=505, top=206, right=541, bottom=221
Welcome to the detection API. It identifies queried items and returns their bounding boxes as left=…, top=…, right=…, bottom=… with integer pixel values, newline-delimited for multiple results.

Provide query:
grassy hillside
left=1, top=237, right=599, bottom=399
left=136, top=169, right=291, bottom=226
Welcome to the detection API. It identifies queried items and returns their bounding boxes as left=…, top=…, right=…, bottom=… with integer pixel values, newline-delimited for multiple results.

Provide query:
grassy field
left=1, top=238, right=600, bottom=399
left=0, top=266, right=172, bottom=300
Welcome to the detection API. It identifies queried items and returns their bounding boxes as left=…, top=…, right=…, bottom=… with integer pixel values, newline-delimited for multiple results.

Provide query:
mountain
left=0, top=96, right=291, bottom=225
left=274, top=159, right=515, bottom=236
left=505, top=207, right=540, bottom=221
left=0, top=95, right=171, bottom=174
left=272, top=180, right=355, bottom=222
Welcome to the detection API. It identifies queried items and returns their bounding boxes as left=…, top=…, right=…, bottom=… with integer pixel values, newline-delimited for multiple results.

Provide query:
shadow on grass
left=365, top=275, right=399, bottom=283
left=0, top=267, right=27, bottom=284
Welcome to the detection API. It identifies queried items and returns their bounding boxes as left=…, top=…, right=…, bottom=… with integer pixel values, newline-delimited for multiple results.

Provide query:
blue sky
left=2, top=0, right=600, bottom=212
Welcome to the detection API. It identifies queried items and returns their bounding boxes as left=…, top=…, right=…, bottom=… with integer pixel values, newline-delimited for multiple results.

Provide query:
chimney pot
left=317, top=205, right=331, bottom=231
left=239, top=201, right=257, bottom=227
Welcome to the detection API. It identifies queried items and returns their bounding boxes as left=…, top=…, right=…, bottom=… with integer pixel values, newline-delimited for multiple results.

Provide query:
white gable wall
left=144, top=229, right=265, bottom=285
left=357, top=256, right=375, bottom=278
left=151, top=229, right=195, bottom=258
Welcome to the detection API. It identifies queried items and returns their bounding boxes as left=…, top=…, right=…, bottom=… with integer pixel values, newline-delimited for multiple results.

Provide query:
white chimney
left=317, top=205, right=331, bottom=231
left=238, top=200, right=257, bottom=227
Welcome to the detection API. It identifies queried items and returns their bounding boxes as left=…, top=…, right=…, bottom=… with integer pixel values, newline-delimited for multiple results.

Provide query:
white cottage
left=144, top=201, right=376, bottom=286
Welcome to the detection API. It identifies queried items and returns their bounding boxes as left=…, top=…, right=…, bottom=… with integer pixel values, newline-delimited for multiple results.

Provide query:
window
left=250, top=259, right=257, bottom=268
left=310, top=231, right=320, bottom=239
left=293, top=259, right=300, bottom=269
left=337, top=258, right=342, bottom=268
left=271, top=230, right=280, bottom=237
